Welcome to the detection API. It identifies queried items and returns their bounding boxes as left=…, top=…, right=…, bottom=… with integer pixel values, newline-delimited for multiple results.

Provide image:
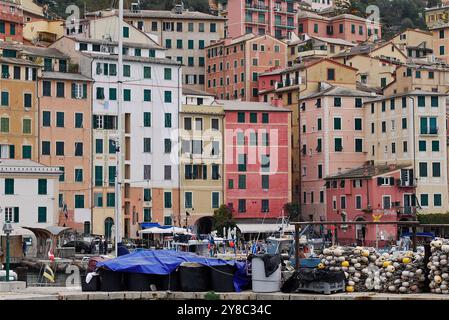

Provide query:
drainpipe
left=177, top=64, right=182, bottom=227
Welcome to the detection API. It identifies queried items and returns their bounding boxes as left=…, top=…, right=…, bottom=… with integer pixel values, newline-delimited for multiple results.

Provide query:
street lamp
left=2, top=221, right=13, bottom=282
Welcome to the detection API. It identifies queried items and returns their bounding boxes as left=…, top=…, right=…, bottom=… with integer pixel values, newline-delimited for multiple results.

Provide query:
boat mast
left=115, top=0, right=124, bottom=256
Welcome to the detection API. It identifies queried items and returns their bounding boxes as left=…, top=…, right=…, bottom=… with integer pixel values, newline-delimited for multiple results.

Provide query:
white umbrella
left=138, top=227, right=187, bottom=235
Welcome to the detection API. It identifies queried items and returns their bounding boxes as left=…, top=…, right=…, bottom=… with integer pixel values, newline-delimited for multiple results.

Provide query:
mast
left=115, top=0, right=124, bottom=256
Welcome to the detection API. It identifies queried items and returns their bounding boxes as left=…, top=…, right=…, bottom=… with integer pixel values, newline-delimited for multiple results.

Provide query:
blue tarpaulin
left=140, top=222, right=162, bottom=229
left=96, top=250, right=250, bottom=292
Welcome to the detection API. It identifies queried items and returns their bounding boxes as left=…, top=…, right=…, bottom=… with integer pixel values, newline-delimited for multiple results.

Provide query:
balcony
left=245, top=18, right=268, bottom=25
left=245, top=3, right=268, bottom=11
left=274, top=22, right=296, bottom=29
left=396, top=179, right=417, bottom=188
left=397, top=206, right=418, bottom=217
left=273, top=6, right=297, bottom=14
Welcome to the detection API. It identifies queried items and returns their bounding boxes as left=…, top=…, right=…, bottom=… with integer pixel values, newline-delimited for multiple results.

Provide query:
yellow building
left=333, top=54, right=397, bottom=89
left=179, top=90, right=224, bottom=233
left=0, top=57, right=39, bottom=160
left=23, top=19, right=64, bottom=45
left=390, top=28, right=434, bottom=58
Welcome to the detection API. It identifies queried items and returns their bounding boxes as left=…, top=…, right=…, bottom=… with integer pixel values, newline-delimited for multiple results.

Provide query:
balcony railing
left=396, top=179, right=417, bottom=188
left=274, top=22, right=296, bottom=29
left=245, top=3, right=268, bottom=11
left=397, top=206, right=418, bottom=216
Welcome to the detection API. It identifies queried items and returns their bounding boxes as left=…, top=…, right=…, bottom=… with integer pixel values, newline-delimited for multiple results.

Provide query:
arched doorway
left=195, top=216, right=214, bottom=236
left=104, top=217, right=114, bottom=240
left=355, top=217, right=366, bottom=246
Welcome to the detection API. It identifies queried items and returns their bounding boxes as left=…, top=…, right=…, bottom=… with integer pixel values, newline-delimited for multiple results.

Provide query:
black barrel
left=99, top=269, right=124, bottom=291
left=156, top=271, right=179, bottom=291
left=124, top=273, right=155, bottom=291
left=179, top=264, right=211, bottom=292
left=210, top=265, right=235, bottom=292
left=81, top=274, right=100, bottom=292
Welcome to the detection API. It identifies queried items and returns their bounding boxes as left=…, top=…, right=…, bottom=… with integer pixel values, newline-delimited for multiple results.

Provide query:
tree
left=334, top=0, right=364, bottom=16
left=212, top=205, right=237, bottom=237
left=284, top=202, right=300, bottom=221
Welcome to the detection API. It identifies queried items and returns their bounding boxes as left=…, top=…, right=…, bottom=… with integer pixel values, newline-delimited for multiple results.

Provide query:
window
left=143, top=138, right=151, bottom=153
left=43, top=81, right=51, bottom=96
left=56, top=142, right=64, bottom=156
left=143, top=112, right=151, bottom=127
left=432, top=140, right=440, bottom=152
left=262, top=175, right=269, bottom=189
left=419, top=162, right=427, bottom=177
left=237, top=112, right=245, bottom=123
left=355, top=118, right=362, bottom=130
left=419, top=140, right=426, bottom=152
left=164, top=68, right=172, bottom=80
left=94, top=193, right=103, bottom=207
left=23, top=118, right=31, bottom=134
left=327, top=69, right=335, bottom=81
left=144, top=189, right=152, bottom=202
left=334, top=97, right=341, bottom=107
left=143, top=66, right=151, bottom=79
left=144, top=165, right=151, bottom=180
left=164, top=165, right=171, bottom=180
left=107, top=193, right=115, bottom=207
left=434, top=194, right=442, bottom=207
left=38, top=207, right=47, bottom=223
left=212, top=192, right=219, bottom=209
left=74, top=142, right=83, bottom=156
left=420, top=194, right=429, bottom=207
left=262, top=113, right=269, bottom=123
left=211, top=119, right=219, bottom=131
left=431, top=96, right=439, bottom=107
left=38, top=179, right=47, bottom=195
left=335, top=138, right=343, bottom=152
left=1, top=91, right=9, bottom=106
left=23, top=93, right=32, bottom=109
left=123, top=26, right=129, bottom=38
left=95, top=166, right=103, bottom=186
left=109, top=139, right=116, bottom=154
left=75, top=195, right=84, bottom=208
left=355, top=98, right=362, bottom=108
left=0, top=117, right=9, bottom=133
left=238, top=199, right=246, bottom=213
left=143, top=89, right=151, bottom=102
left=164, top=192, right=172, bottom=208
left=165, top=113, right=172, bottom=128
left=355, top=195, right=362, bottom=209
left=177, top=39, right=183, bottom=49
left=250, top=113, right=257, bottom=123
left=75, top=168, right=83, bottom=182
left=96, top=87, right=105, bottom=100
left=56, top=82, right=65, bottom=97
left=433, top=162, right=441, bottom=177
left=164, top=139, right=172, bottom=153
left=123, top=89, right=131, bottom=101
left=333, top=117, right=342, bottom=130
left=5, top=178, right=14, bottom=195
left=22, top=146, right=31, bottom=159
left=164, top=91, right=172, bottom=103
left=185, top=192, right=193, bottom=209
left=355, top=139, right=363, bottom=152
left=238, top=175, right=246, bottom=189
left=42, top=141, right=50, bottom=155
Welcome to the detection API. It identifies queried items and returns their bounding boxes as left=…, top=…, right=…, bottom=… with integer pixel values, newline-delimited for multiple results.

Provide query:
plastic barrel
left=210, top=265, right=235, bottom=292
left=179, top=265, right=211, bottom=292
left=156, top=271, right=179, bottom=291
left=81, top=274, right=100, bottom=292
left=251, top=257, right=281, bottom=293
left=99, top=269, right=124, bottom=291
left=124, top=273, right=155, bottom=291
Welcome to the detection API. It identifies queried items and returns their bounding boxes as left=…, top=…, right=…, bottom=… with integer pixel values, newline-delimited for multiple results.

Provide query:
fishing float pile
left=428, top=238, right=449, bottom=294
left=365, top=251, right=425, bottom=293
left=318, top=246, right=378, bottom=292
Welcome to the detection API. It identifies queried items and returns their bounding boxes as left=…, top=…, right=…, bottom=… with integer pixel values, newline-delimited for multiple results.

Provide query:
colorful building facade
left=0, top=0, right=23, bottom=43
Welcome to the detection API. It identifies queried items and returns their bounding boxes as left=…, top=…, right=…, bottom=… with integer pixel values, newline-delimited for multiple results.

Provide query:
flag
left=43, top=264, right=55, bottom=283
left=48, top=250, right=55, bottom=262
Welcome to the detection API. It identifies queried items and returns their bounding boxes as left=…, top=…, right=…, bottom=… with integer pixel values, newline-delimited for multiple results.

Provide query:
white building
left=0, top=160, right=61, bottom=235
left=51, top=35, right=182, bottom=239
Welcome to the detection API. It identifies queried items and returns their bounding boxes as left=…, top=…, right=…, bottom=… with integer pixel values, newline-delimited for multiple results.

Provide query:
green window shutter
left=75, top=195, right=85, bottom=208
left=238, top=175, right=246, bottom=189
left=164, top=192, right=172, bottom=208
left=1, top=91, right=9, bottom=106
left=13, top=207, right=19, bottom=223
left=59, top=167, right=65, bottom=182
left=212, top=192, right=219, bottom=209
left=75, top=113, right=83, bottom=128
left=165, top=113, right=172, bottom=128
left=5, top=178, right=14, bottom=195
left=143, top=112, right=151, bottom=127
left=418, top=96, right=425, bottom=107
left=144, top=89, right=152, bottom=102
left=432, top=140, right=440, bottom=152
left=123, top=26, right=129, bottom=38
left=188, top=40, right=194, bottom=49
left=262, top=175, right=269, bottom=189
left=109, top=88, right=117, bottom=100
left=38, top=179, right=47, bottom=195
left=9, top=145, right=14, bottom=159
left=107, top=193, right=115, bottom=207
left=23, top=118, right=31, bottom=134
left=250, top=113, right=257, bottom=123
left=237, top=112, right=245, bottom=123
left=95, top=139, right=103, bottom=154
left=185, top=192, right=192, bottom=208
left=262, top=113, right=269, bottom=123
left=108, top=166, right=116, bottom=186
left=144, top=66, right=151, bottom=79
left=164, top=68, right=172, bottom=80
left=38, top=207, right=47, bottom=223
left=164, top=91, right=172, bottom=103
left=1, top=117, right=10, bottom=132
left=124, top=89, right=131, bottom=101
left=22, top=145, right=31, bottom=159
left=95, top=166, right=103, bottom=186
left=123, top=65, right=131, bottom=77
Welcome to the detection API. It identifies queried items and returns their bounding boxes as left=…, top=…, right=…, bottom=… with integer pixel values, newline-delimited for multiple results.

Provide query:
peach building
left=205, top=33, right=287, bottom=101
left=298, top=11, right=381, bottom=43
left=299, top=84, right=375, bottom=221
left=0, top=0, right=23, bottom=43
left=38, top=72, right=93, bottom=233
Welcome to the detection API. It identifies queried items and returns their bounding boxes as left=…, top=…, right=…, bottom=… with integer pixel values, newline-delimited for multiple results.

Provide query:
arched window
left=104, top=217, right=114, bottom=239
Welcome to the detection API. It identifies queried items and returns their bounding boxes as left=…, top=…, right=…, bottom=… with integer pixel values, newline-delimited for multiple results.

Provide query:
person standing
left=22, top=240, right=27, bottom=257
left=103, top=238, right=108, bottom=254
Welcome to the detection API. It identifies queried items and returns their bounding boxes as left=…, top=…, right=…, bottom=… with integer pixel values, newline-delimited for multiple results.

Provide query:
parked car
left=62, top=241, right=92, bottom=254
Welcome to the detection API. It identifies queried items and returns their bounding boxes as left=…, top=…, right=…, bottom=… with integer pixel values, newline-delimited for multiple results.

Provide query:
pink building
left=325, top=164, right=417, bottom=246
left=226, top=0, right=298, bottom=39
left=299, top=85, right=374, bottom=221
left=222, top=100, right=292, bottom=223
left=298, top=11, right=382, bottom=43
left=206, top=33, right=287, bottom=102
left=257, top=67, right=282, bottom=103
left=0, top=0, right=24, bottom=43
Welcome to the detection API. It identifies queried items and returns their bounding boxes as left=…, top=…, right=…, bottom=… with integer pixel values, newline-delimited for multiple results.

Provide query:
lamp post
left=2, top=221, right=13, bottom=282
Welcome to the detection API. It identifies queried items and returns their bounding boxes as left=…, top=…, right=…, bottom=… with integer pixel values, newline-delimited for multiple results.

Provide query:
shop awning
left=236, top=223, right=295, bottom=234
left=140, top=222, right=161, bottom=229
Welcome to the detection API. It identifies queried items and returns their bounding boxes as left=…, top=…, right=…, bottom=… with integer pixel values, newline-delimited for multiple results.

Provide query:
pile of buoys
left=429, top=238, right=449, bottom=294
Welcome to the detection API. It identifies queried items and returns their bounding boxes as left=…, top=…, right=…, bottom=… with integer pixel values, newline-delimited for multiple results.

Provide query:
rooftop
left=326, top=163, right=411, bottom=180
left=0, top=57, right=39, bottom=67
left=182, top=87, right=216, bottom=97
left=218, top=100, right=291, bottom=112
left=300, top=85, right=377, bottom=100
left=366, top=90, right=447, bottom=103
left=86, top=9, right=226, bottom=21
left=41, top=71, right=92, bottom=81
left=81, top=53, right=181, bottom=66
left=181, top=104, right=224, bottom=115
left=0, top=160, right=62, bottom=175
left=69, top=36, right=162, bottom=50
left=0, top=42, right=69, bottom=59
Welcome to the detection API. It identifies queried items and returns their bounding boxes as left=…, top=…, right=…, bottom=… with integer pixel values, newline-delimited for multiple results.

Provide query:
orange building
left=0, top=0, right=24, bottom=43
left=205, top=33, right=287, bottom=102
left=38, top=72, right=93, bottom=233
